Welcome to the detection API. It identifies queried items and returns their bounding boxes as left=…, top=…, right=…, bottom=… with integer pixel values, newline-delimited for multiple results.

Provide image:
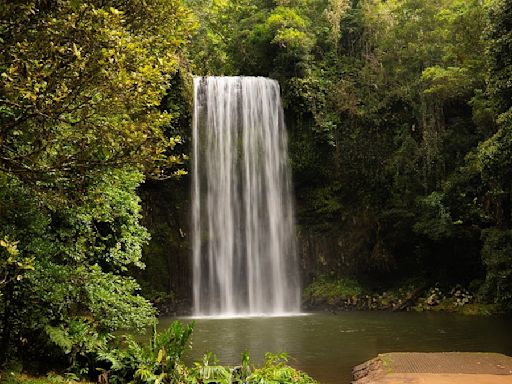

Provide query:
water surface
left=159, top=312, right=512, bottom=384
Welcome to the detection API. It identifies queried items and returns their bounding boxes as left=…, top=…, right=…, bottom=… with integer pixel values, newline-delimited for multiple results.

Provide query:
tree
left=0, top=0, right=196, bottom=367
left=1, top=0, right=195, bottom=188
left=476, top=0, right=512, bottom=310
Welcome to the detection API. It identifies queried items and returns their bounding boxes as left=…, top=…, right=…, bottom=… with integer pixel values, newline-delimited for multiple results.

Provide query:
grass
left=0, top=373, right=93, bottom=384
left=303, top=277, right=363, bottom=300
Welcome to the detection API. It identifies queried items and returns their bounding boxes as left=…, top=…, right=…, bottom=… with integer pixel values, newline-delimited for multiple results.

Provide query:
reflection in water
left=159, top=312, right=512, bottom=384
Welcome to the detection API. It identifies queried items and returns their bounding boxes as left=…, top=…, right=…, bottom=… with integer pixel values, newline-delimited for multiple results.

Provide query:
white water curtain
left=192, top=76, right=300, bottom=316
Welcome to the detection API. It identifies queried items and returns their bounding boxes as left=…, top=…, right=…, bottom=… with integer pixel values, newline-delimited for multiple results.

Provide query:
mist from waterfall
left=192, top=76, right=300, bottom=316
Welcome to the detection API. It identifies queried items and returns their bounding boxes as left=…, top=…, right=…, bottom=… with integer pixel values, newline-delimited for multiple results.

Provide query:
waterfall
left=192, top=76, right=300, bottom=316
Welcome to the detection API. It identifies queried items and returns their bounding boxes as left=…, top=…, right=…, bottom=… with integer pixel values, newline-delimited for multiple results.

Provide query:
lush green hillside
left=182, top=0, right=512, bottom=310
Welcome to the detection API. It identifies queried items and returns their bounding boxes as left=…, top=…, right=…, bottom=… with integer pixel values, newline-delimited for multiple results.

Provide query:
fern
left=45, top=325, right=73, bottom=354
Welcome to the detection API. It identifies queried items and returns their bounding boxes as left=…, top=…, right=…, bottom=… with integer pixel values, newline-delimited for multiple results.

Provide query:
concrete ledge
left=352, top=353, right=512, bottom=384
left=363, top=373, right=512, bottom=384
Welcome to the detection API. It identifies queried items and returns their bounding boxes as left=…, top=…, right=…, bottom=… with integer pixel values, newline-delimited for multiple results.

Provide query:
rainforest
left=1, top=0, right=512, bottom=383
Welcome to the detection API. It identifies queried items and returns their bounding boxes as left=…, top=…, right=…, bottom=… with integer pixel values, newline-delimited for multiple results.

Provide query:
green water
left=159, top=312, right=512, bottom=384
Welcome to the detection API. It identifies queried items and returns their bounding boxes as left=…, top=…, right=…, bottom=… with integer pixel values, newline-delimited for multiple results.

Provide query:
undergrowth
left=303, top=277, right=363, bottom=299
left=1, top=322, right=318, bottom=384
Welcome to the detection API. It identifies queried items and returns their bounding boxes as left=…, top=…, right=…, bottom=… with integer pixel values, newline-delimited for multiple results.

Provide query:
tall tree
left=0, top=0, right=196, bottom=366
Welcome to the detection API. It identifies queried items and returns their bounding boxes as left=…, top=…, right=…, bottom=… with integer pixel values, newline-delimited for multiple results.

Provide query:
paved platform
left=368, top=373, right=512, bottom=383
left=352, top=353, right=512, bottom=384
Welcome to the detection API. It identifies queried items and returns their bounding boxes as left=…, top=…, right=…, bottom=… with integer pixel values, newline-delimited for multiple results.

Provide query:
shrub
left=189, top=352, right=318, bottom=384
left=303, top=277, right=363, bottom=300
left=97, top=321, right=193, bottom=384
left=481, top=228, right=512, bottom=311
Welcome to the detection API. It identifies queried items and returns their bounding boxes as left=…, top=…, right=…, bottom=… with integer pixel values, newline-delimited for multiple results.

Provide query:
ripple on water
left=158, top=311, right=512, bottom=384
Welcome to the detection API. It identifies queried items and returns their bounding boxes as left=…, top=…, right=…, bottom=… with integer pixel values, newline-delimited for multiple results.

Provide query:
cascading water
left=192, top=76, right=300, bottom=316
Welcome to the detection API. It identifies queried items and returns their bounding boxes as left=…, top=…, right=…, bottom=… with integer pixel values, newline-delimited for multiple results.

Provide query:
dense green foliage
left=0, top=0, right=324, bottom=381
left=185, top=351, right=318, bottom=384
left=97, top=321, right=194, bottom=384
left=185, top=0, right=512, bottom=311
left=2, top=0, right=512, bottom=380
left=0, top=0, right=195, bottom=372
left=2, top=321, right=317, bottom=384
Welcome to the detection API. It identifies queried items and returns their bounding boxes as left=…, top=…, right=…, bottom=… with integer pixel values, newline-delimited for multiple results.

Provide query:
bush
left=189, top=352, right=318, bottom=384
left=481, top=228, right=512, bottom=311
left=303, top=277, right=363, bottom=300
left=97, top=321, right=193, bottom=384
left=247, top=353, right=317, bottom=384
left=97, top=323, right=317, bottom=384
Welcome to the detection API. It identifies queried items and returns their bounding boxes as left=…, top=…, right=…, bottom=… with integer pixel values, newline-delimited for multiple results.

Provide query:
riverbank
left=152, top=282, right=498, bottom=317
left=352, top=352, right=512, bottom=384
left=0, top=373, right=93, bottom=384
left=303, top=278, right=499, bottom=315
